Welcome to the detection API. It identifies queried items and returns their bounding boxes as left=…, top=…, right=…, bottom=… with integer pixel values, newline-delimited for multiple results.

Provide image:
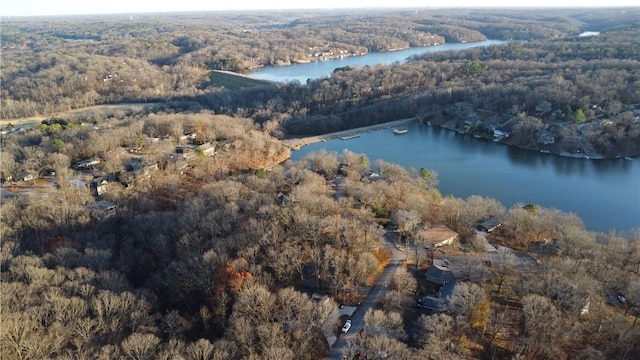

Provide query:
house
left=476, top=217, right=502, bottom=233
left=493, top=129, right=508, bottom=140
left=361, top=169, right=388, bottom=183
left=338, top=163, right=351, bottom=176
left=74, top=158, right=101, bottom=170
left=119, top=163, right=158, bottom=187
left=535, top=103, right=552, bottom=116
left=421, top=282, right=456, bottom=312
left=90, top=176, right=110, bottom=196
left=17, top=171, right=35, bottom=182
left=175, top=146, right=195, bottom=160
left=167, top=156, right=190, bottom=175
left=418, top=224, right=459, bottom=249
left=180, top=132, right=197, bottom=141
left=537, top=130, right=556, bottom=145
left=87, top=200, right=117, bottom=220
left=197, top=142, right=216, bottom=156
left=127, top=158, right=144, bottom=171
left=425, top=259, right=463, bottom=285
left=129, top=158, right=164, bottom=172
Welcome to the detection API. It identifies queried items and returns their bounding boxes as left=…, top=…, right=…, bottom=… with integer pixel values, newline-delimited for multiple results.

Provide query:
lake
left=250, top=40, right=505, bottom=83
left=290, top=123, right=640, bottom=233
left=251, top=40, right=639, bottom=232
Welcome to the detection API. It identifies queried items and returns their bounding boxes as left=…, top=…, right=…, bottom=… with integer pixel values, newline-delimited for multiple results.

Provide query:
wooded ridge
left=1, top=8, right=639, bottom=360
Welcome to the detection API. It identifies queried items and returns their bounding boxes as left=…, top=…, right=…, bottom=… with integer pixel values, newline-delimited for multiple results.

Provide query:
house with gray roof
left=425, top=259, right=464, bottom=285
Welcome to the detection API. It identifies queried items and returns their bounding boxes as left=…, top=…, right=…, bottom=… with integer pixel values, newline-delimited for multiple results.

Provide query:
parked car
left=618, top=294, right=627, bottom=303
left=342, top=319, right=352, bottom=333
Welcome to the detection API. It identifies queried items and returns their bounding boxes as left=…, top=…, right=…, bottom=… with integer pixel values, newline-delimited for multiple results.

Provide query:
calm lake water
left=290, top=124, right=640, bottom=233
left=250, top=40, right=505, bottom=83
left=251, top=41, right=639, bottom=232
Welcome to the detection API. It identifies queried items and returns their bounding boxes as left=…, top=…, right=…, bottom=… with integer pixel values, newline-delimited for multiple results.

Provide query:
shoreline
left=281, top=119, right=632, bottom=160
left=281, top=117, right=420, bottom=150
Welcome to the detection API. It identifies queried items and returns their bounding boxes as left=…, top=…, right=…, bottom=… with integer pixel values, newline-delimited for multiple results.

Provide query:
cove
left=289, top=123, right=640, bottom=233
left=250, top=40, right=505, bottom=83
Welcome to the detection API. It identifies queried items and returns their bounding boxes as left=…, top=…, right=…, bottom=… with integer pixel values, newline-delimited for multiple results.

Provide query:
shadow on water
left=506, top=146, right=596, bottom=176
left=506, top=144, right=637, bottom=177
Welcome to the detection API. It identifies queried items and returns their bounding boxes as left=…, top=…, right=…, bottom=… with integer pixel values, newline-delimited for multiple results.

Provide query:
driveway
left=326, top=230, right=405, bottom=359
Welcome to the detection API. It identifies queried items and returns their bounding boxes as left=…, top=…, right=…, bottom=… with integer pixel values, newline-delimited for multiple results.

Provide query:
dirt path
left=0, top=103, right=160, bottom=127
left=282, top=117, right=421, bottom=150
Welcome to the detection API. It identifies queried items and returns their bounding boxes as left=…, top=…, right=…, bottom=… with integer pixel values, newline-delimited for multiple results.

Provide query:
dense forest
left=2, top=7, right=640, bottom=360
left=1, top=108, right=639, bottom=359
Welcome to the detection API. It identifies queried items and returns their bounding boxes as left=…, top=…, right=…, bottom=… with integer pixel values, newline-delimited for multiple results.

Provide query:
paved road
left=326, top=231, right=405, bottom=360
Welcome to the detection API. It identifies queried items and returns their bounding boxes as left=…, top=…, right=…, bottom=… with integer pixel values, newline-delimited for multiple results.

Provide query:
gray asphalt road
left=326, top=231, right=405, bottom=360
left=325, top=231, right=538, bottom=359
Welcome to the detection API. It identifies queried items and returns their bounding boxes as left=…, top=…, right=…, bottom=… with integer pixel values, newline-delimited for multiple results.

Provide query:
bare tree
left=391, top=209, right=421, bottom=261
left=415, top=313, right=459, bottom=359
left=185, top=338, right=214, bottom=360
left=121, top=332, right=160, bottom=360
left=364, top=309, right=406, bottom=339
left=521, top=294, right=566, bottom=359
left=494, top=247, right=517, bottom=294
left=392, top=267, right=417, bottom=296
left=447, top=282, right=488, bottom=334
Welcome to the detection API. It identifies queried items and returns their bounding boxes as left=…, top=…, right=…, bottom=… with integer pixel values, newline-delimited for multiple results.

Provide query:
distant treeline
left=2, top=7, right=638, bottom=119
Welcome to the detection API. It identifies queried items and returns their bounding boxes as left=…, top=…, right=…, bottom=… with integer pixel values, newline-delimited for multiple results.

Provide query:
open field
left=0, top=103, right=160, bottom=127
left=209, top=70, right=274, bottom=89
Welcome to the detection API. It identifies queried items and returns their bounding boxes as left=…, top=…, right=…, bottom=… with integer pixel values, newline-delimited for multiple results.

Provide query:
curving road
left=326, top=230, right=406, bottom=360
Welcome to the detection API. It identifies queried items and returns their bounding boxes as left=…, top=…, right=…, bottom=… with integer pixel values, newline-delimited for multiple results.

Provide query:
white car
left=341, top=319, right=352, bottom=333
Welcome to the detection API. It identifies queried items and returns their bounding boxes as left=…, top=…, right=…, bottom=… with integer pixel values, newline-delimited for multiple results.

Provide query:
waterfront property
left=476, top=217, right=502, bottom=233
left=290, top=123, right=640, bottom=232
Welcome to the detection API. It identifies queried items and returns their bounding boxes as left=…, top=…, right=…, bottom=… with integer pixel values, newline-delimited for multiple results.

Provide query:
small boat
left=393, top=128, right=408, bottom=135
left=624, top=156, right=633, bottom=161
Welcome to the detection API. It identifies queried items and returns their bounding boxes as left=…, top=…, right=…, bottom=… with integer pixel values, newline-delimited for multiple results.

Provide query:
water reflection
left=251, top=40, right=506, bottom=83
left=291, top=124, right=639, bottom=231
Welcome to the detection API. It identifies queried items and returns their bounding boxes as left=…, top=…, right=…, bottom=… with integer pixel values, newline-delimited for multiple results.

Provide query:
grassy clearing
left=208, top=70, right=273, bottom=89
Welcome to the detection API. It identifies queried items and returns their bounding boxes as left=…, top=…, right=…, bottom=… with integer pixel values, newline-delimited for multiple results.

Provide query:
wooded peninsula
left=1, top=7, right=639, bottom=360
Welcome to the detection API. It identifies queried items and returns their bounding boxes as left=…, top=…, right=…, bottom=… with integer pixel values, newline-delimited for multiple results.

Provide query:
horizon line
left=3, top=5, right=639, bottom=18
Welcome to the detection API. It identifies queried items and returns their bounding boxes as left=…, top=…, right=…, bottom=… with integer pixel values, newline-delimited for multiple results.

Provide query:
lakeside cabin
left=476, top=217, right=502, bottom=233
